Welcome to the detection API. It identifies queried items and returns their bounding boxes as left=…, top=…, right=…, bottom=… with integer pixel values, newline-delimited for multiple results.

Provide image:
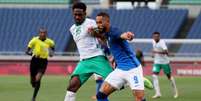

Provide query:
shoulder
left=159, top=39, right=166, bottom=44
left=85, top=18, right=96, bottom=27
left=70, top=24, right=76, bottom=32
left=152, top=40, right=155, bottom=44
left=30, top=36, right=38, bottom=41
left=85, top=18, right=96, bottom=23
left=110, top=27, right=122, bottom=34
left=46, top=38, right=54, bottom=43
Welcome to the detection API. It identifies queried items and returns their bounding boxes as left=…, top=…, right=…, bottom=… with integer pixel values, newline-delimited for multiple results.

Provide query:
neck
left=105, top=25, right=110, bottom=32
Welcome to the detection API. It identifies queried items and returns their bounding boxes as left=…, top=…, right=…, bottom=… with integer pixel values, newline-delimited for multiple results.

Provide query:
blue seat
left=0, top=8, right=73, bottom=52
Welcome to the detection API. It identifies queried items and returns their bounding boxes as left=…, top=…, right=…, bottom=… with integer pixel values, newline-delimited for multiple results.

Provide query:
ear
left=84, top=12, right=87, bottom=16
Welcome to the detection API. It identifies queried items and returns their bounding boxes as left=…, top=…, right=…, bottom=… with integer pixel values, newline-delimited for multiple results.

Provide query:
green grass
left=0, top=75, right=201, bottom=101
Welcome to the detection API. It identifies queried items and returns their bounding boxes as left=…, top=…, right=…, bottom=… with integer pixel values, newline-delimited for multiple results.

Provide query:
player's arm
left=120, top=32, right=134, bottom=41
left=25, top=47, right=32, bottom=56
left=25, top=37, right=35, bottom=56
left=88, top=27, right=107, bottom=41
left=49, top=40, right=55, bottom=57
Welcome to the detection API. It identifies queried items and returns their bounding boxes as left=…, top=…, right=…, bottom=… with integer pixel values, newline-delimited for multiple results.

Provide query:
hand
left=87, top=27, right=93, bottom=33
left=121, top=32, right=134, bottom=41
left=126, top=32, right=134, bottom=41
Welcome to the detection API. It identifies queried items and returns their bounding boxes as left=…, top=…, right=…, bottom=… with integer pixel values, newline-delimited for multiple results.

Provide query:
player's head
left=39, top=27, right=47, bottom=41
left=152, top=31, right=160, bottom=42
left=72, top=2, right=87, bottom=25
left=96, top=12, right=110, bottom=33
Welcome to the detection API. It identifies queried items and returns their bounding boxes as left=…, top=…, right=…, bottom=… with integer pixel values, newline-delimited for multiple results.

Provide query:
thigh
left=162, top=64, right=172, bottom=75
left=127, top=66, right=144, bottom=90
left=152, top=64, right=161, bottom=73
left=91, top=56, right=113, bottom=79
left=37, top=59, right=48, bottom=74
left=30, top=57, right=38, bottom=77
left=71, top=61, right=93, bottom=85
left=105, top=69, right=126, bottom=90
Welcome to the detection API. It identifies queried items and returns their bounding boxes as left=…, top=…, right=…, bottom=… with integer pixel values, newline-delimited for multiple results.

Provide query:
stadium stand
left=177, top=12, right=201, bottom=56
left=0, top=0, right=70, bottom=4
left=169, top=0, right=201, bottom=4
left=0, top=8, right=73, bottom=52
left=186, top=12, right=201, bottom=39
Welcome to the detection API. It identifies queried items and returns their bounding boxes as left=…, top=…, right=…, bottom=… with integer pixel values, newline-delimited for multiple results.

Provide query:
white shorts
left=93, top=74, right=103, bottom=80
left=105, top=65, right=144, bottom=90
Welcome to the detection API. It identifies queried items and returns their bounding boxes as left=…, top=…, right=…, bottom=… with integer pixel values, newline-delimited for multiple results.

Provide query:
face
left=153, top=33, right=160, bottom=42
left=73, top=8, right=86, bottom=25
left=39, top=31, right=47, bottom=40
left=96, top=16, right=109, bottom=33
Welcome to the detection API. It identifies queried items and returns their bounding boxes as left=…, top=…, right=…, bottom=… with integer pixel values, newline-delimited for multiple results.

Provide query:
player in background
left=90, top=12, right=146, bottom=101
left=151, top=31, right=178, bottom=98
left=26, top=28, right=55, bottom=101
left=63, top=2, right=113, bottom=101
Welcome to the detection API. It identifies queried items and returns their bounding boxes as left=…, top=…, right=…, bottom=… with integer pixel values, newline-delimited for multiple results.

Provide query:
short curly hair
left=72, top=2, right=87, bottom=12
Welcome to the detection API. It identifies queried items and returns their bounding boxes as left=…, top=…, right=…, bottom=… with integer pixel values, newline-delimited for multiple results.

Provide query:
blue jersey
left=104, top=27, right=140, bottom=71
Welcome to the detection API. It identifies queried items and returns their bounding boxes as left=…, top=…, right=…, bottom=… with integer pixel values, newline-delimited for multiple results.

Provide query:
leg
left=152, top=72, right=161, bottom=98
left=64, top=76, right=81, bottom=101
left=96, top=82, right=116, bottom=101
left=163, top=64, right=178, bottom=98
left=64, top=72, right=93, bottom=101
left=132, top=90, right=145, bottom=101
left=152, top=64, right=161, bottom=98
left=32, top=72, right=43, bottom=101
left=92, top=74, right=104, bottom=100
left=128, top=65, right=146, bottom=101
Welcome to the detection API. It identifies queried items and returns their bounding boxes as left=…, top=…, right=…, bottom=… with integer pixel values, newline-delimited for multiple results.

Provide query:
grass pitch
left=0, top=75, right=200, bottom=101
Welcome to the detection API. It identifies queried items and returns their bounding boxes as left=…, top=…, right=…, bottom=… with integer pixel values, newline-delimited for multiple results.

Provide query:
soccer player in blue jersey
left=90, top=12, right=146, bottom=101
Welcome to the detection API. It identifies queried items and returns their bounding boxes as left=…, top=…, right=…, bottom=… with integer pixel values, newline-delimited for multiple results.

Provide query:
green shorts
left=152, top=64, right=171, bottom=74
left=71, top=56, right=113, bottom=85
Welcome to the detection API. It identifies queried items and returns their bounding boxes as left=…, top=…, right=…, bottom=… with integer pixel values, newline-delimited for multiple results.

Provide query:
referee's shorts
left=30, top=56, right=48, bottom=77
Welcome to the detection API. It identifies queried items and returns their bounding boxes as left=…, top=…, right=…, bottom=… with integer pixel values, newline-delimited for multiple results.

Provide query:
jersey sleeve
left=90, top=20, right=97, bottom=28
left=48, top=39, right=55, bottom=48
left=161, top=40, right=168, bottom=50
left=27, top=37, right=36, bottom=48
left=111, top=28, right=123, bottom=39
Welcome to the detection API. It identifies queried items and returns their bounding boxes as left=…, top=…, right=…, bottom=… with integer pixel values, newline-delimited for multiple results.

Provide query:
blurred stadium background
left=0, top=0, right=201, bottom=101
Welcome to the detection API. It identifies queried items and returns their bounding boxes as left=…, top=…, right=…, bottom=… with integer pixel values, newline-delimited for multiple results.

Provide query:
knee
left=67, top=77, right=81, bottom=92
left=96, top=92, right=108, bottom=99
left=31, top=81, right=36, bottom=88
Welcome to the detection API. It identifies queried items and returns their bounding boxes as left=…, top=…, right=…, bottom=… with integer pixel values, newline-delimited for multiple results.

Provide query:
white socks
left=152, top=74, right=161, bottom=96
left=64, top=91, right=76, bottom=101
left=170, top=77, right=178, bottom=96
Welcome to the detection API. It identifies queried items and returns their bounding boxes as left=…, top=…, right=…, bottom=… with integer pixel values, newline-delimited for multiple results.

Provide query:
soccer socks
left=32, top=81, right=40, bottom=100
left=96, top=80, right=103, bottom=93
left=152, top=75, right=161, bottom=96
left=170, top=77, right=178, bottom=98
left=141, top=98, right=146, bottom=101
left=96, top=80, right=109, bottom=101
left=96, top=92, right=109, bottom=101
left=64, top=91, right=76, bottom=101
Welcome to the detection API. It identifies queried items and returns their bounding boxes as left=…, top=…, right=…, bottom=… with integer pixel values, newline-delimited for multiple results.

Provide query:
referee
left=26, top=28, right=55, bottom=101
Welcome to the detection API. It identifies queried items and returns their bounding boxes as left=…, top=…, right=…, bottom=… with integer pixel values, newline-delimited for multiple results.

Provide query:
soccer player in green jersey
left=152, top=32, right=178, bottom=98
